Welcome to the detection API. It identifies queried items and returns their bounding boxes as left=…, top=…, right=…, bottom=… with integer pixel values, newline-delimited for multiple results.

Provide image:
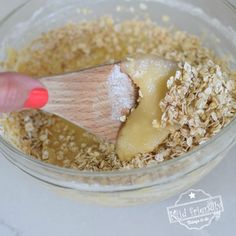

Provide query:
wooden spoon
left=39, top=62, right=138, bottom=143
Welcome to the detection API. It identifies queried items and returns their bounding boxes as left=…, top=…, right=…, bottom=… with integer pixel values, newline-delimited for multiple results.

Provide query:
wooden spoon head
left=39, top=63, right=137, bottom=143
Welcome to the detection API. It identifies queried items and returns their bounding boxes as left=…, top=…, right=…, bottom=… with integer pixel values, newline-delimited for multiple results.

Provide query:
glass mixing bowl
left=0, top=0, right=236, bottom=206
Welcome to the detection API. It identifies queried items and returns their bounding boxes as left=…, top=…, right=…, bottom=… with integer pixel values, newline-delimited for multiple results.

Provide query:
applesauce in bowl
left=0, top=0, right=236, bottom=205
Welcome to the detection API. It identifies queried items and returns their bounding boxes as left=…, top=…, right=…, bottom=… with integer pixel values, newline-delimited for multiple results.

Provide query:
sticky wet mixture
left=0, top=17, right=235, bottom=170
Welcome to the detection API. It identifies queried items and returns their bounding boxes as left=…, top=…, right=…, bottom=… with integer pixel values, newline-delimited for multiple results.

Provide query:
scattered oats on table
left=0, top=16, right=235, bottom=171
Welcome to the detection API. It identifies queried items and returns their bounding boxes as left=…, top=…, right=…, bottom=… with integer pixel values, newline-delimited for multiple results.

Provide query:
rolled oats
left=0, top=17, right=235, bottom=171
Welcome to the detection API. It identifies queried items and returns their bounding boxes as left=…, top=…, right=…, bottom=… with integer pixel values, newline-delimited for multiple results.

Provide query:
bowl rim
left=0, top=0, right=236, bottom=179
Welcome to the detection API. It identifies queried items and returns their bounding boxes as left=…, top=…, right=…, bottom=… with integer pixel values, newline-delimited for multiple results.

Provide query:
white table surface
left=0, top=1, right=236, bottom=236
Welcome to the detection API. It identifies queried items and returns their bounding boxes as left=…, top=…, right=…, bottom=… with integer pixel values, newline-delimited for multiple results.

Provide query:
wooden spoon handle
left=39, top=64, right=136, bottom=142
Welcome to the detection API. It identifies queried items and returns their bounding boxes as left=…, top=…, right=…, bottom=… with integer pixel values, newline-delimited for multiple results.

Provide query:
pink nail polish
left=24, top=88, right=48, bottom=109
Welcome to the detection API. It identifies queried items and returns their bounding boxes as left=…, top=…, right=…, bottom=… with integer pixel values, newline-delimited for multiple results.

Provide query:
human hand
left=0, top=72, right=48, bottom=112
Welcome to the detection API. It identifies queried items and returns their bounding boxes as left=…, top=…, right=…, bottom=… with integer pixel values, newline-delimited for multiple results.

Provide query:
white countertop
left=0, top=1, right=236, bottom=236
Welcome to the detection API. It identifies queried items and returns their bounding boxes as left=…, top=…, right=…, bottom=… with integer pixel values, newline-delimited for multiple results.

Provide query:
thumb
left=0, top=72, right=48, bottom=113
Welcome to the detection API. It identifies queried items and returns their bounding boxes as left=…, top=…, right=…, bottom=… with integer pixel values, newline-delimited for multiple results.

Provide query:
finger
left=0, top=72, right=48, bottom=112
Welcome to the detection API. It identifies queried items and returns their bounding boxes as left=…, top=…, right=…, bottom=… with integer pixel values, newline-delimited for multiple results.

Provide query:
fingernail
left=24, top=88, right=48, bottom=109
